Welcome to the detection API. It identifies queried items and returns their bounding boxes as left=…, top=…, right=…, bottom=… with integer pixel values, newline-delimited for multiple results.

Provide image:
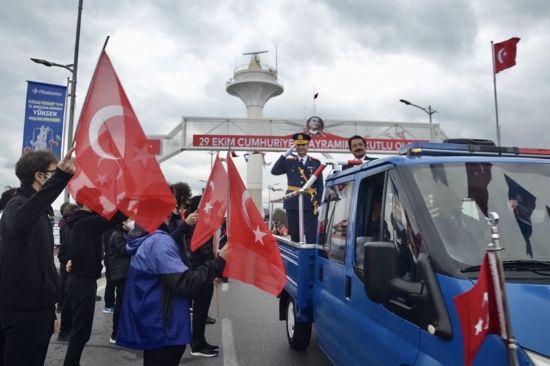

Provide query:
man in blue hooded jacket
left=117, top=216, right=228, bottom=366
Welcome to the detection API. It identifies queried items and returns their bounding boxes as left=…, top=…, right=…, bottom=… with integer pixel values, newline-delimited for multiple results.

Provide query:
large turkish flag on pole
left=190, top=155, right=227, bottom=252
left=494, top=37, right=520, bottom=74
left=453, top=254, right=505, bottom=366
left=225, top=153, right=286, bottom=296
left=68, top=51, right=175, bottom=232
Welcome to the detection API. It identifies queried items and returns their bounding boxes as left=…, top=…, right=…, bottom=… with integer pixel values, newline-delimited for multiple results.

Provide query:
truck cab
left=277, top=142, right=550, bottom=365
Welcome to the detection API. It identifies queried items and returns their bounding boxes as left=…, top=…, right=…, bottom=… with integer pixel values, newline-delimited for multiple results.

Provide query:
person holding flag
left=185, top=195, right=221, bottom=358
left=116, top=210, right=229, bottom=366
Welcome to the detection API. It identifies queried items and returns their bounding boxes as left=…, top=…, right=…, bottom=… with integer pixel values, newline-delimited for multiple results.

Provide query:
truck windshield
left=411, top=162, right=550, bottom=267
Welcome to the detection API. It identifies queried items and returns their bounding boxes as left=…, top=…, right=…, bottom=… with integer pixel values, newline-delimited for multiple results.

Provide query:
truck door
left=314, top=178, right=355, bottom=365
left=340, top=171, right=420, bottom=365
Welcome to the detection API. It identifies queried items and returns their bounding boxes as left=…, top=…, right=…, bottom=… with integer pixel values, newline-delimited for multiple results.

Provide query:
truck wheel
left=286, top=298, right=311, bottom=350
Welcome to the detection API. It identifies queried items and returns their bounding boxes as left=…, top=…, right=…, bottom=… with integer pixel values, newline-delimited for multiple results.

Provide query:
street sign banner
left=192, top=133, right=421, bottom=153
left=22, top=80, right=67, bottom=158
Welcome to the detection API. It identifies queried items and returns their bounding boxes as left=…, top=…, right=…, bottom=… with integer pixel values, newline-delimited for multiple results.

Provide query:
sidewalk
left=45, top=283, right=223, bottom=365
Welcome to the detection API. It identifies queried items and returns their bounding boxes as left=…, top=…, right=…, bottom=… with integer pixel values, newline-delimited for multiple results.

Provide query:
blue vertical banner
left=22, top=81, right=67, bottom=159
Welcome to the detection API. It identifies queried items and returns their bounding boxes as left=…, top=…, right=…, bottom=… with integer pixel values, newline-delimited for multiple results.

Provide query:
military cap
left=292, top=133, right=311, bottom=145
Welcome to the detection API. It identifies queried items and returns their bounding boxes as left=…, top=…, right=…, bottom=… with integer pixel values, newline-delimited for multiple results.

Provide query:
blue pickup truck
left=276, top=141, right=550, bottom=365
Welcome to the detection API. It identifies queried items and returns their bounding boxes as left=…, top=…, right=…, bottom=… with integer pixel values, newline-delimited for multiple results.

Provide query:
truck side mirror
left=363, top=241, right=424, bottom=303
left=363, top=241, right=400, bottom=302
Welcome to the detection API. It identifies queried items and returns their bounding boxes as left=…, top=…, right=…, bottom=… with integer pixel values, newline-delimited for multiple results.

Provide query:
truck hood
left=507, top=282, right=550, bottom=356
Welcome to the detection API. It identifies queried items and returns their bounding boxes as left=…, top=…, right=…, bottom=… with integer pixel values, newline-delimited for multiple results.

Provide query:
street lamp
left=399, top=99, right=437, bottom=124
left=30, top=0, right=83, bottom=202
left=399, top=99, right=437, bottom=141
left=267, top=183, right=282, bottom=232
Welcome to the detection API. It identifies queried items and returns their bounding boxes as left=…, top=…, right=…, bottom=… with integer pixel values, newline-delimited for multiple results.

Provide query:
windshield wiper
left=461, top=260, right=550, bottom=273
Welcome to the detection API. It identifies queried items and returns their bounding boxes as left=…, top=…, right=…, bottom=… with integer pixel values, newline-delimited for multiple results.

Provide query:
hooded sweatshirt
left=65, top=210, right=125, bottom=279
left=117, top=225, right=225, bottom=350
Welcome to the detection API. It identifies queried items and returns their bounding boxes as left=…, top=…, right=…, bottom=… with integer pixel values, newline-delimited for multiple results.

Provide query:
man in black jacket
left=0, top=149, right=75, bottom=366
left=62, top=196, right=125, bottom=366
left=185, top=195, right=219, bottom=357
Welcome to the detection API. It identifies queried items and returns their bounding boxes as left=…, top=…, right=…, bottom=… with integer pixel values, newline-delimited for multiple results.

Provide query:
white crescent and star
left=497, top=48, right=507, bottom=64
left=89, top=105, right=125, bottom=160
left=253, top=225, right=266, bottom=245
left=203, top=200, right=213, bottom=215
left=241, top=191, right=253, bottom=229
left=240, top=191, right=268, bottom=245
left=474, top=291, right=490, bottom=335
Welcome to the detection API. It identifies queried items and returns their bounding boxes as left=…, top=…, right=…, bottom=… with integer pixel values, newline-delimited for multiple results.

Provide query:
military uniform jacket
left=271, top=155, right=324, bottom=211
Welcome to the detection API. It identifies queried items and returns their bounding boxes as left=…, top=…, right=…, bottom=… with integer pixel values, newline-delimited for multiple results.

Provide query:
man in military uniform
left=271, top=133, right=324, bottom=243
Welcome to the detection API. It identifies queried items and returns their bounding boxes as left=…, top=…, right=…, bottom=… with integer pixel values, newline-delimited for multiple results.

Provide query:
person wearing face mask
left=271, top=133, right=324, bottom=243
left=0, top=149, right=75, bottom=366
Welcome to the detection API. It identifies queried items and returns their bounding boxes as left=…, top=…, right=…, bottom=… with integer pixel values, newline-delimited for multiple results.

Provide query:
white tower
left=226, top=51, right=284, bottom=211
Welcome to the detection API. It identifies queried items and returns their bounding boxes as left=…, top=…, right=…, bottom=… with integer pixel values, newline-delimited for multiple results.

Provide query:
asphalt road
left=45, top=276, right=332, bottom=366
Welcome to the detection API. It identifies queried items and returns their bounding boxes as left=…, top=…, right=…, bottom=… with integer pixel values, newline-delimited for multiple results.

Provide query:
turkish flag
left=494, top=37, right=520, bottom=74
left=225, top=153, right=286, bottom=296
left=190, top=155, right=227, bottom=252
left=68, top=51, right=175, bottom=232
left=454, top=254, right=504, bottom=366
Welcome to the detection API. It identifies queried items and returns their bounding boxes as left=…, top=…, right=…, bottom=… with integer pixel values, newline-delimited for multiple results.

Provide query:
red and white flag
left=494, top=37, right=520, bottom=74
left=190, top=155, right=227, bottom=252
left=224, top=153, right=286, bottom=296
left=454, top=253, right=506, bottom=366
left=68, top=51, right=175, bottom=232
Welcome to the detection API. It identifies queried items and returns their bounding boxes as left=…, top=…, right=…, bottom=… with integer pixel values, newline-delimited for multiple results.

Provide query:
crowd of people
left=0, top=149, right=228, bottom=366
left=0, top=131, right=368, bottom=365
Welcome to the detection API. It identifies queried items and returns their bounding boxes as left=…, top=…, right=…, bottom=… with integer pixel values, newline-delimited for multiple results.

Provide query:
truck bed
left=276, top=235, right=316, bottom=322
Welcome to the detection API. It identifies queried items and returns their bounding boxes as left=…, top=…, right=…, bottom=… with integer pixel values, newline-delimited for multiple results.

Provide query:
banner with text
left=22, top=81, right=67, bottom=158
left=193, top=134, right=422, bottom=153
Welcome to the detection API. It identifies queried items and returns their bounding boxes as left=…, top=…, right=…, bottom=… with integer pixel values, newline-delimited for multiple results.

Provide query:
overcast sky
left=1, top=0, right=549, bottom=207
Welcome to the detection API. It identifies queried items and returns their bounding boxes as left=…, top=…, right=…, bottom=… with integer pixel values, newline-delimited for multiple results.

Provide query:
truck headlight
left=525, top=349, right=550, bottom=366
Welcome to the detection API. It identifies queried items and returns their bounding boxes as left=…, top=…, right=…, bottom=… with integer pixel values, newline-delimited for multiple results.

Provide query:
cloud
left=1, top=0, right=549, bottom=198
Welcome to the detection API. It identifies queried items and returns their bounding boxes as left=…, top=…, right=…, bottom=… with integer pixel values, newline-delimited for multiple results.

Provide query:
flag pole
left=491, top=41, right=502, bottom=147
left=487, top=212, right=518, bottom=366
left=313, top=85, right=316, bottom=115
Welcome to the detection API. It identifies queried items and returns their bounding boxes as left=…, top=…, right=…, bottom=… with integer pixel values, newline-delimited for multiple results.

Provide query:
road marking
left=222, top=283, right=229, bottom=292
left=222, top=318, right=238, bottom=366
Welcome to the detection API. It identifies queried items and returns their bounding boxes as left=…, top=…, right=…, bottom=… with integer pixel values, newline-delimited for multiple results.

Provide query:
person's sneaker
left=57, top=332, right=70, bottom=342
left=206, top=315, right=216, bottom=324
left=191, top=345, right=218, bottom=358
left=95, top=295, right=102, bottom=301
left=205, top=342, right=219, bottom=351
left=102, top=307, right=114, bottom=314
left=109, top=336, right=116, bottom=344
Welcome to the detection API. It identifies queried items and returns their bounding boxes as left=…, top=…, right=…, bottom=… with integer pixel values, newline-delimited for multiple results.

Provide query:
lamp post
left=399, top=99, right=437, bottom=141
left=30, top=0, right=83, bottom=202
left=267, top=183, right=282, bottom=232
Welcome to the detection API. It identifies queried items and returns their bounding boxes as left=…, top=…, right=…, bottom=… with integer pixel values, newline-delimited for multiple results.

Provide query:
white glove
left=284, top=144, right=296, bottom=158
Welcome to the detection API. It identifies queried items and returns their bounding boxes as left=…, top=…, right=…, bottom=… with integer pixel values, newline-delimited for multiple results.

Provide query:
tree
left=272, top=208, right=287, bottom=226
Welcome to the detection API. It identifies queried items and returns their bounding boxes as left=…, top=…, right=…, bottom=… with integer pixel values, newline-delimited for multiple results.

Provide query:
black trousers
left=104, top=261, right=115, bottom=309
left=143, top=345, right=186, bottom=366
left=111, top=279, right=126, bottom=339
left=63, top=275, right=97, bottom=366
left=286, top=209, right=318, bottom=244
left=0, top=306, right=55, bottom=366
left=59, top=265, right=69, bottom=306
left=192, top=282, right=214, bottom=347
left=59, top=271, right=73, bottom=335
